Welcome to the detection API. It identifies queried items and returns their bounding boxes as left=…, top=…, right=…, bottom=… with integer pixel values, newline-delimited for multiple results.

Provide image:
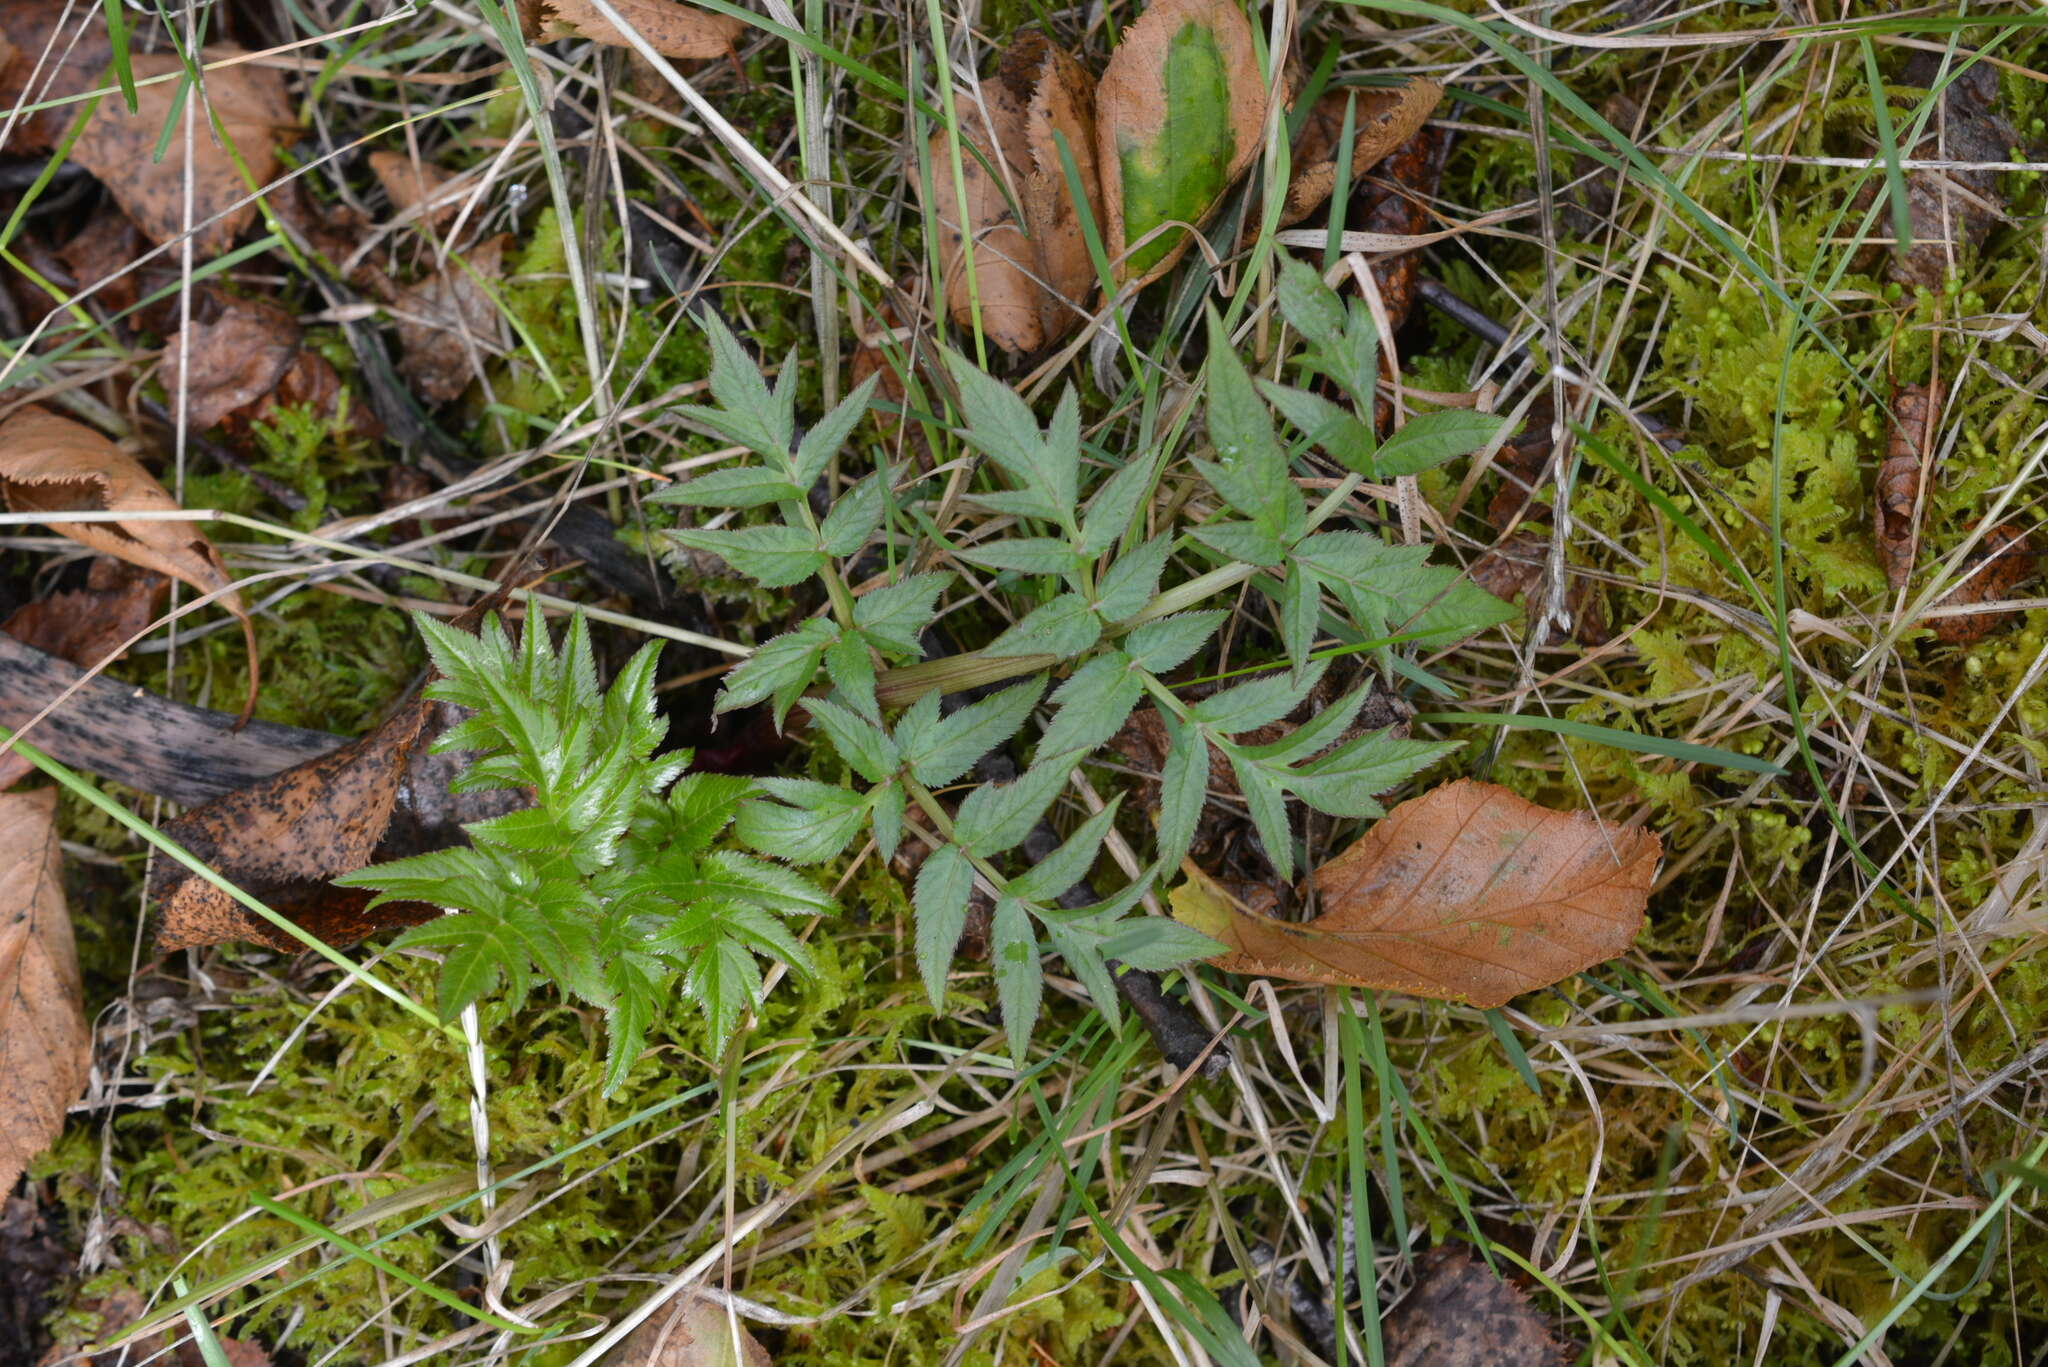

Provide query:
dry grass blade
left=0, top=787, right=90, bottom=1197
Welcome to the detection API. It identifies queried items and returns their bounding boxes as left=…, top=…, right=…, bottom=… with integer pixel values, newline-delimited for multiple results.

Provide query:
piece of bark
left=0, top=630, right=334, bottom=806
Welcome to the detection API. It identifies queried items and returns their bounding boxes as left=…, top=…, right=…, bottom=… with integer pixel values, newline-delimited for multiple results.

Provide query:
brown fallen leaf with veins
left=541, top=0, right=744, bottom=59
left=1277, top=78, right=1442, bottom=229
left=395, top=234, right=511, bottom=403
left=1173, top=778, right=1658, bottom=1005
left=369, top=150, right=466, bottom=234
left=923, top=32, right=1104, bottom=354
left=68, top=49, right=294, bottom=259
left=0, top=404, right=258, bottom=724
left=162, top=296, right=303, bottom=432
left=0, top=559, right=168, bottom=791
left=0, top=1, right=113, bottom=152
left=0, top=788, right=91, bottom=1197
left=608, top=1292, right=771, bottom=1367
left=1382, top=1246, right=1567, bottom=1367
left=1926, top=523, right=2039, bottom=646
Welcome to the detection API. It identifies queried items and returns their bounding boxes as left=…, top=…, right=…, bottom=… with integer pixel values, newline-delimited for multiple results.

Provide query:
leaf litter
left=1173, top=778, right=1659, bottom=1005
left=67, top=49, right=295, bottom=258
left=0, top=788, right=90, bottom=1198
left=0, top=404, right=258, bottom=722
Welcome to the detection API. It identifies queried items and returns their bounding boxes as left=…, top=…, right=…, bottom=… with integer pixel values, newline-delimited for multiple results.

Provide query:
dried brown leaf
left=1278, top=78, right=1441, bottom=229
left=1926, top=523, right=2038, bottom=646
left=1382, top=1247, right=1567, bottom=1367
left=1873, top=380, right=1940, bottom=590
left=146, top=693, right=441, bottom=953
left=0, top=404, right=256, bottom=720
left=1095, top=0, right=1267, bottom=286
left=1883, top=56, right=2017, bottom=291
left=542, top=0, right=744, bottom=58
left=162, top=296, right=302, bottom=431
left=0, top=2, right=113, bottom=152
left=924, top=34, right=1103, bottom=354
left=606, top=1293, right=771, bottom=1367
left=55, top=204, right=154, bottom=321
left=1173, top=779, right=1658, bottom=1005
left=368, top=151, right=465, bottom=233
left=395, top=234, right=510, bottom=403
left=0, top=788, right=90, bottom=1196
left=69, top=50, right=294, bottom=259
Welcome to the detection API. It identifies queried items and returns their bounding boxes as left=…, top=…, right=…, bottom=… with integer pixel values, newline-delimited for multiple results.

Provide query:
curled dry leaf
left=1354, top=122, right=1450, bottom=342
left=147, top=691, right=443, bottom=953
left=368, top=150, right=465, bottom=233
left=0, top=404, right=257, bottom=722
left=541, top=0, right=745, bottom=59
left=1382, top=1246, right=1567, bottom=1367
left=1172, top=778, right=1659, bottom=1005
left=69, top=50, right=294, bottom=259
left=1278, top=78, right=1442, bottom=229
left=146, top=595, right=528, bottom=951
left=1926, top=523, right=2038, bottom=646
left=1873, top=379, right=1940, bottom=590
left=606, top=1293, right=771, bottom=1367
left=1096, top=0, right=1267, bottom=286
left=924, top=33, right=1103, bottom=354
left=0, top=788, right=90, bottom=1197
left=395, top=234, right=510, bottom=403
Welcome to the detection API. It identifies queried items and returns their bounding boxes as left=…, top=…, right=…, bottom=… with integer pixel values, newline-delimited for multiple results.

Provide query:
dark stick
left=0, top=633, right=339, bottom=805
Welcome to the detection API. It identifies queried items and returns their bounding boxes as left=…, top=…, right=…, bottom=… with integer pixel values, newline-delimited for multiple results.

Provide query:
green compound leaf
left=1096, top=0, right=1268, bottom=285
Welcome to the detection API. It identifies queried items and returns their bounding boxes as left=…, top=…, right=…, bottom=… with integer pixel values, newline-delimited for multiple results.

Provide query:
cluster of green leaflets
left=335, top=613, right=831, bottom=1095
left=342, top=260, right=1518, bottom=1077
